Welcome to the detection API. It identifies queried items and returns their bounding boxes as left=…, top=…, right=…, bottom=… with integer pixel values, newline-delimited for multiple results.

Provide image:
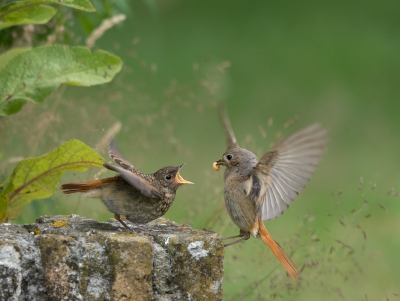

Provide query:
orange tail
left=258, top=220, right=299, bottom=279
left=60, top=178, right=116, bottom=194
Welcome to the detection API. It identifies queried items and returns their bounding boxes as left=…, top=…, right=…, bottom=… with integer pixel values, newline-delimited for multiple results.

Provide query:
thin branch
left=86, top=14, right=126, bottom=49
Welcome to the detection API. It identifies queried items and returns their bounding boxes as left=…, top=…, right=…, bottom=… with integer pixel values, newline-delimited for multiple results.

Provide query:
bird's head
left=215, top=148, right=258, bottom=175
left=154, top=164, right=193, bottom=191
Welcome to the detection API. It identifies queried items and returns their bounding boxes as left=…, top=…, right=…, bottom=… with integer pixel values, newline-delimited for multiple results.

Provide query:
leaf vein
left=8, top=160, right=103, bottom=203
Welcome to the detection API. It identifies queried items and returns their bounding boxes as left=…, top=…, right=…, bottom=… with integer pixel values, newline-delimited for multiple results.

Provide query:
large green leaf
left=0, top=139, right=105, bottom=222
left=0, top=47, right=30, bottom=72
left=0, top=0, right=95, bottom=27
left=0, top=45, right=122, bottom=116
left=0, top=4, right=57, bottom=30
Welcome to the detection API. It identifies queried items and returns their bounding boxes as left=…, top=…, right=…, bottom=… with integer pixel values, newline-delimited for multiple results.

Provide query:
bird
left=213, top=105, right=328, bottom=279
left=60, top=140, right=193, bottom=232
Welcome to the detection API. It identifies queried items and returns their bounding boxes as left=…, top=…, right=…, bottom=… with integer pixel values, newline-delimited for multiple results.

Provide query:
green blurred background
left=1, top=0, right=400, bottom=299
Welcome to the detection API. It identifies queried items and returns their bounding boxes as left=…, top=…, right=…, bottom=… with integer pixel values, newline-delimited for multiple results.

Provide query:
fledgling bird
left=60, top=140, right=193, bottom=232
left=213, top=106, right=328, bottom=279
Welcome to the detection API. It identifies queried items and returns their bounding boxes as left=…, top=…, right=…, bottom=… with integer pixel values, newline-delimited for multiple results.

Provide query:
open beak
left=174, top=164, right=194, bottom=185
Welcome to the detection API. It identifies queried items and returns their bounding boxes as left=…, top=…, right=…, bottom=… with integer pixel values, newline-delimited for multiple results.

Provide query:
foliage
left=0, top=45, right=122, bottom=115
left=0, top=0, right=127, bottom=220
left=0, top=0, right=95, bottom=30
left=0, top=4, right=57, bottom=30
left=0, top=139, right=104, bottom=222
left=0, top=47, right=30, bottom=72
left=75, top=0, right=131, bottom=34
left=0, top=0, right=124, bottom=116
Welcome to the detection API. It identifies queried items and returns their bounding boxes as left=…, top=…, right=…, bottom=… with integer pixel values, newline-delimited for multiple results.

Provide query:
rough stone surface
left=0, top=215, right=224, bottom=301
left=0, top=224, right=46, bottom=301
left=148, top=220, right=224, bottom=301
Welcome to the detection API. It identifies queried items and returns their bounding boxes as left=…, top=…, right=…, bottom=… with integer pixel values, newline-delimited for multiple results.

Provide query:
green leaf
left=0, top=47, right=30, bottom=72
left=0, top=0, right=96, bottom=28
left=0, top=4, right=57, bottom=30
left=0, top=45, right=122, bottom=116
left=0, top=139, right=105, bottom=222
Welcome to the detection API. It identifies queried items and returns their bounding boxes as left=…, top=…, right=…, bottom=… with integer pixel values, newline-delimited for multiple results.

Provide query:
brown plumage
left=213, top=105, right=328, bottom=279
left=61, top=178, right=116, bottom=194
left=60, top=140, right=193, bottom=231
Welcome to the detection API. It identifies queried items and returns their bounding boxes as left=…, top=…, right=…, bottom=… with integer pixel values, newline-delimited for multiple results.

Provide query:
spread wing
left=254, top=123, right=328, bottom=221
left=218, top=103, right=239, bottom=150
left=103, top=163, right=164, bottom=199
left=108, top=140, right=136, bottom=171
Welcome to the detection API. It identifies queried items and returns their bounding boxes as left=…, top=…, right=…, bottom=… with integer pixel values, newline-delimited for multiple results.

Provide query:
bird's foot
left=223, top=234, right=244, bottom=240
left=223, top=231, right=250, bottom=247
left=139, top=228, right=160, bottom=236
left=124, top=220, right=160, bottom=236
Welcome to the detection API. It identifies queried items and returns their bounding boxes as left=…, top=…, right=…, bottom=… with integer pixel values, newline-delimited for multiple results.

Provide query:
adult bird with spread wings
left=213, top=105, right=328, bottom=279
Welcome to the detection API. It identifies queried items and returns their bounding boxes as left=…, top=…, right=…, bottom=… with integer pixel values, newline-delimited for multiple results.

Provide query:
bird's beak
left=174, top=164, right=194, bottom=185
left=215, top=159, right=226, bottom=166
left=213, top=159, right=225, bottom=171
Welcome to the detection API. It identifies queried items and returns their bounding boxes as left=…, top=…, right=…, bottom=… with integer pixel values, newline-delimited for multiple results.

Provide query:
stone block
left=0, top=215, right=224, bottom=300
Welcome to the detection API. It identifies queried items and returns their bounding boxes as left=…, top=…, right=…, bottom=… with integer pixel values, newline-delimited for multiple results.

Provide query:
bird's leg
left=223, top=234, right=244, bottom=240
left=124, top=219, right=160, bottom=236
left=114, top=214, right=158, bottom=235
left=224, top=231, right=250, bottom=247
left=223, top=229, right=246, bottom=240
left=114, top=214, right=130, bottom=230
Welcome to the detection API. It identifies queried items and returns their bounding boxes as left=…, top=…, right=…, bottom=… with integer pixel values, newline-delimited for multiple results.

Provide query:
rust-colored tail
left=258, top=220, right=299, bottom=279
left=60, top=178, right=116, bottom=194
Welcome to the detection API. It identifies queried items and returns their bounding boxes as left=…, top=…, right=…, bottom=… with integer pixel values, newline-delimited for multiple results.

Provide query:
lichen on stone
left=51, top=221, right=67, bottom=227
left=187, top=241, right=209, bottom=260
left=1, top=215, right=224, bottom=300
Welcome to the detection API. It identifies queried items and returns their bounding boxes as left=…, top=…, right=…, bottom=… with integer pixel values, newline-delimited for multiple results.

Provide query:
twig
left=86, top=14, right=126, bottom=49
left=94, top=121, right=122, bottom=152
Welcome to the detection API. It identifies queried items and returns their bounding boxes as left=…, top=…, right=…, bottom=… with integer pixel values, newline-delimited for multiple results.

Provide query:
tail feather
left=258, top=220, right=299, bottom=279
left=60, top=178, right=116, bottom=194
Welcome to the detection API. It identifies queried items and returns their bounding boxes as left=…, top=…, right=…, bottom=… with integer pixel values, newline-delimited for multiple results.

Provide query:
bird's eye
left=165, top=175, right=172, bottom=180
left=227, top=155, right=233, bottom=160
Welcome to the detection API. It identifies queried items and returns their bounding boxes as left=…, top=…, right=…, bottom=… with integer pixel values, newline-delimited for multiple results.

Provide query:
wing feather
left=272, top=172, right=297, bottom=202
left=256, top=123, right=328, bottom=221
left=265, top=188, right=275, bottom=220
left=270, top=182, right=284, bottom=214
left=108, top=140, right=136, bottom=171
left=277, top=162, right=316, bottom=173
left=103, top=163, right=163, bottom=199
left=218, top=103, right=239, bottom=150
left=276, top=168, right=310, bottom=191
left=275, top=166, right=311, bottom=182
left=269, top=185, right=278, bottom=217
left=264, top=180, right=289, bottom=217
